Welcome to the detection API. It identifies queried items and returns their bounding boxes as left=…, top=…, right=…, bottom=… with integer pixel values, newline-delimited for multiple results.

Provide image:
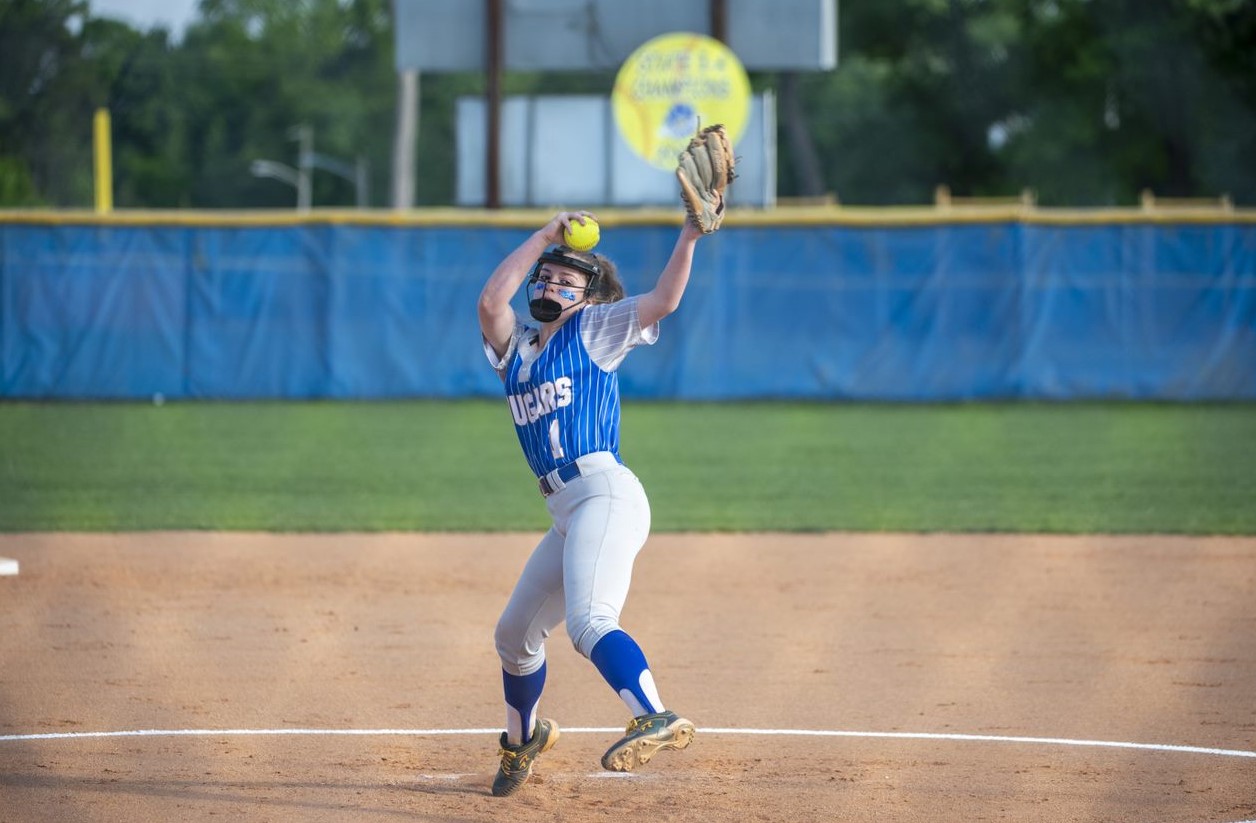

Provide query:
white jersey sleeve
left=579, top=296, right=659, bottom=372
left=483, top=314, right=530, bottom=380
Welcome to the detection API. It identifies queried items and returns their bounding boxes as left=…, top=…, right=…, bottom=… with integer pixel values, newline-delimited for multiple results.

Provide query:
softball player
left=478, top=209, right=712, bottom=796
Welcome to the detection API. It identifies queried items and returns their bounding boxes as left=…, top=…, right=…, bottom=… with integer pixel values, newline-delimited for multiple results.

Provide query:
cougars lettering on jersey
left=484, top=298, right=659, bottom=479
left=507, top=377, right=573, bottom=425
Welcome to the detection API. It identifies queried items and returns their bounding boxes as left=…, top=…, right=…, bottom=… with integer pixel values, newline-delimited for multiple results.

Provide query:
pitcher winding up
left=475, top=127, right=735, bottom=796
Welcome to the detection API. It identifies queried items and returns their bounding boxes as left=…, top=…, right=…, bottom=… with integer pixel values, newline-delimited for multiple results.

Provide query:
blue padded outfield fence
left=1, top=208, right=1253, bottom=401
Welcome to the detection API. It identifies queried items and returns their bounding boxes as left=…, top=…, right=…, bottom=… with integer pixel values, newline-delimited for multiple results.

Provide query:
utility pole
left=288, top=124, right=313, bottom=211
left=710, top=0, right=728, bottom=42
left=486, top=0, right=503, bottom=209
left=356, top=156, right=370, bottom=208
left=253, top=124, right=366, bottom=208
left=392, top=69, right=419, bottom=209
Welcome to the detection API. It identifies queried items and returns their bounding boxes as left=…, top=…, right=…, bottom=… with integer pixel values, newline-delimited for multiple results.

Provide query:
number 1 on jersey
left=549, top=418, right=565, bottom=461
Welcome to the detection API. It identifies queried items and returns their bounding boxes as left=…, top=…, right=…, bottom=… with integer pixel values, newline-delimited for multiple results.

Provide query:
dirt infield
left=1, top=532, right=1253, bottom=822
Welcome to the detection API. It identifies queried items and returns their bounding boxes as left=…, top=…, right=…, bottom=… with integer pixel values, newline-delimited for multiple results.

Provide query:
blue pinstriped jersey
left=490, top=298, right=656, bottom=478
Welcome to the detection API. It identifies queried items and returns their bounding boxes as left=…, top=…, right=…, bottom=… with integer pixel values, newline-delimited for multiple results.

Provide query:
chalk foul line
left=0, top=727, right=1252, bottom=760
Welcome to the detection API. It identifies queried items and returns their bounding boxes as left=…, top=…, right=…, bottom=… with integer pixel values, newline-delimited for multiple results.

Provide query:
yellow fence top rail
left=1, top=205, right=1253, bottom=228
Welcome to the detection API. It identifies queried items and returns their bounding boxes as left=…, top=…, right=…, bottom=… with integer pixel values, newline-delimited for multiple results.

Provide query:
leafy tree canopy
left=1, top=0, right=1252, bottom=208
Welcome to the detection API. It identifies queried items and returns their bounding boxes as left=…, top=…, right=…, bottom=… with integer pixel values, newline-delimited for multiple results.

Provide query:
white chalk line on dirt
left=1, top=727, right=1254, bottom=760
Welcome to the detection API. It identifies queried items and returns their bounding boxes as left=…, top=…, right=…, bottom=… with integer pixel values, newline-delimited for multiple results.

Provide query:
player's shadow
left=408, top=778, right=491, bottom=798
left=0, top=771, right=488, bottom=819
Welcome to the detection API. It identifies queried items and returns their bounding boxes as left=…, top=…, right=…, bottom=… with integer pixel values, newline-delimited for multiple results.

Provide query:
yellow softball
left=563, top=217, right=600, bottom=252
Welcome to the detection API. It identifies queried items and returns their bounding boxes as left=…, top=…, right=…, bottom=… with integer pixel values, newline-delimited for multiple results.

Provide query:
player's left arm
left=636, top=216, right=709, bottom=329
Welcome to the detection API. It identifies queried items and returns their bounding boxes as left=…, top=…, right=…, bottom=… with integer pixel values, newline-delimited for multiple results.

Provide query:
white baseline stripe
left=0, top=728, right=503, bottom=741
left=0, top=727, right=1253, bottom=760
left=698, top=728, right=1256, bottom=760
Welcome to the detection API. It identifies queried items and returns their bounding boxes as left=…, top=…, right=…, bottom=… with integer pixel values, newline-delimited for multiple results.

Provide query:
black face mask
left=524, top=248, right=602, bottom=324
left=528, top=297, right=564, bottom=323
left=528, top=274, right=587, bottom=323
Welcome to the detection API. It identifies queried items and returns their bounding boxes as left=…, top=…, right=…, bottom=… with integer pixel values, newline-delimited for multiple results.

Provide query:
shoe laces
left=498, top=745, right=531, bottom=770
left=624, top=712, right=665, bottom=735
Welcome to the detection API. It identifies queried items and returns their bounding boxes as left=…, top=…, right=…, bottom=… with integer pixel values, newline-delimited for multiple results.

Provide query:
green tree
left=0, top=0, right=94, bottom=206
left=87, top=21, right=189, bottom=207
left=4, top=0, right=1254, bottom=208
left=781, top=0, right=1255, bottom=206
left=1176, top=0, right=1256, bottom=203
left=173, top=0, right=397, bottom=207
left=998, top=0, right=1256, bottom=205
left=1, top=1, right=198, bottom=207
left=779, top=0, right=1024, bottom=205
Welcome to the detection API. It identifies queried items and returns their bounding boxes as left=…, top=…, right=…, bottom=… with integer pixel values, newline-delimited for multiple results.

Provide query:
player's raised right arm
left=478, top=213, right=572, bottom=357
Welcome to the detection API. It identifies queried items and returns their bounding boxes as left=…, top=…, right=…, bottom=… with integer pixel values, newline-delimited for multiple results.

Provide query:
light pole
left=249, top=159, right=303, bottom=208
left=287, top=124, right=313, bottom=211
left=251, top=124, right=367, bottom=209
left=304, top=151, right=370, bottom=207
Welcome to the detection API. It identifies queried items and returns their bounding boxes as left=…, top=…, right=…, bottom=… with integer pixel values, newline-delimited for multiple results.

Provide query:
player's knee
left=495, top=614, right=548, bottom=673
left=494, top=615, right=524, bottom=665
left=566, top=611, right=619, bottom=659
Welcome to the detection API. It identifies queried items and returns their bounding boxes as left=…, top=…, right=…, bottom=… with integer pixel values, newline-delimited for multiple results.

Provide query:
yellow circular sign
left=612, top=32, right=751, bottom=171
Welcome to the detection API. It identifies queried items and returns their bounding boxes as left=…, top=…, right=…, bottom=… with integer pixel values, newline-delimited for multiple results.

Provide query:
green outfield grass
left=1, top=400, right=1253, bottom=533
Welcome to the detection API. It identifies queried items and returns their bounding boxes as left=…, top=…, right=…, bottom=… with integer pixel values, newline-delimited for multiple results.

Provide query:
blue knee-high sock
left=589, top=630, right=664, bottom=717
left=502, top=662, right=546, bottom=745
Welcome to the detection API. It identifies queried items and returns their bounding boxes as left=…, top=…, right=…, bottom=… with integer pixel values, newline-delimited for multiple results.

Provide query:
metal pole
left=391, top=69, right=419, bottom=209
left=710, top=0, right=728, bottom=42
left=356, top=156, right=369, bottom=208
left=93, top=108, right=113, bottom=214
left=290, top=124, right=313, bottom=211
left=486, top=0, right=503, bottom=209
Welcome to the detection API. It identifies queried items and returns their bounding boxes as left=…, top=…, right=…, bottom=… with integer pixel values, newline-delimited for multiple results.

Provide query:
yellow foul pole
left=93, top=108, right=113, bottom=213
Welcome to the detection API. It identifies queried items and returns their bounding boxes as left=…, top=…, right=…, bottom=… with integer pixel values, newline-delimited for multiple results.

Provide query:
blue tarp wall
left=2, top=216, right=1253, bottom=400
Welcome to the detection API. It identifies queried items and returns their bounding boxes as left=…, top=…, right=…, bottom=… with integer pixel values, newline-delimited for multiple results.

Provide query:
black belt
left=538, top=461, right=584, bottom=497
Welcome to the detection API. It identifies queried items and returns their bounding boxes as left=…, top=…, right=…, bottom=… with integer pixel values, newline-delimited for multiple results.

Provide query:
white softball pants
left=494, top=456, right=651, bottom=677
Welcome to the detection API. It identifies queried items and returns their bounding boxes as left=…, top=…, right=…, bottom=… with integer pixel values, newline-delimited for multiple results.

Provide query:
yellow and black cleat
left=601, top=710, right=695, bottom=772
left=491, top=718, right=560, bottom=797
